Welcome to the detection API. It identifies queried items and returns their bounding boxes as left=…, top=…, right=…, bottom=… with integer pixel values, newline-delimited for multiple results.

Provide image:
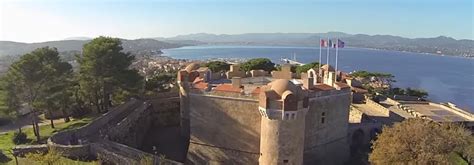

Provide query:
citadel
left=179, top=63, right=351, bottom=164
left=12, top=62, right=474, bottom=164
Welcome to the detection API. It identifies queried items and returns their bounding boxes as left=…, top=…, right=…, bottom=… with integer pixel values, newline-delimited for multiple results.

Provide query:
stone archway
left=350, top=129, right=365, bottom=156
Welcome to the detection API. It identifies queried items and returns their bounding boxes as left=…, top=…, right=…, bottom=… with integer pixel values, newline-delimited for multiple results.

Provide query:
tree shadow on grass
left=0, top=150, right=12, bottom=163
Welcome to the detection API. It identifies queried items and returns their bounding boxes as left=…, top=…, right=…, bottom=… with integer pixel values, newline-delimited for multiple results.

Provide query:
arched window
left=283, top=92, right=297, bottom=111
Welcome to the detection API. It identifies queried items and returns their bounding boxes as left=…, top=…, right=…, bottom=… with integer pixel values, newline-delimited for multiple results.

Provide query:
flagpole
left=319, top=38, right=322, bottom=83
left=326, top=37, right=329, bottom=68
left=335, top=38, right=339, bottom=82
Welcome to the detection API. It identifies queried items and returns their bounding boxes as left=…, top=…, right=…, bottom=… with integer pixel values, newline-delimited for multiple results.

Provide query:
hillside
left=162, top=32, right=474, bottom=57
left=0, top=39, right=189, bottom=57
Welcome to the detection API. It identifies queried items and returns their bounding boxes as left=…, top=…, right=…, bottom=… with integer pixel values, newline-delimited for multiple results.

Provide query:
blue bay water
left=162, top=45, right=474, bottom=112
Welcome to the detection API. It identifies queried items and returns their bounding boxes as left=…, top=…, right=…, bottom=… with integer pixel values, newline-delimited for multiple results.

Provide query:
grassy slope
left=0, top=116, right=95, bottom=164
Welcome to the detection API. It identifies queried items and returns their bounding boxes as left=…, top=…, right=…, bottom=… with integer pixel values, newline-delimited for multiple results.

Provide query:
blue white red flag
left=337, top=39, right=345, bottom=48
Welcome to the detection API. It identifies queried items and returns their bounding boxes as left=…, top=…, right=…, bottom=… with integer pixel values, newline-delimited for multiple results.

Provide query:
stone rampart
left=106, top=102, right=152, bottom=148
left=92, top=140, right=183, bottom=165
left=15, top=97, right=182, bottom=164
left=365, top=98, right=390, bottom=117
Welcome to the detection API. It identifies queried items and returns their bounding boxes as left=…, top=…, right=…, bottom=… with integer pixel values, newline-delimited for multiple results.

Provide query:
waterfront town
left=0, top=38, right=472, bottom=164
left=1, top=0, right=473, bottom=164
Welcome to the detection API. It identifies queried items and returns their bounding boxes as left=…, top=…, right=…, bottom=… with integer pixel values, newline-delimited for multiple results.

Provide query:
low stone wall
left=435, top=103, right=474, bottom=120
left=365, top=98, right=390, bottom=117
left=385, top=97, right=400, bottom=106
left=12, top=144, right=48, bottom=157
left=91, top=140, right=183, bottom=165
left=47, top=139, right=91, bottom=159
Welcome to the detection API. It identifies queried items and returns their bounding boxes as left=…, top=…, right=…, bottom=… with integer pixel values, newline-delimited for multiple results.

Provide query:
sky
left=0, top=0, right=472, bottom=43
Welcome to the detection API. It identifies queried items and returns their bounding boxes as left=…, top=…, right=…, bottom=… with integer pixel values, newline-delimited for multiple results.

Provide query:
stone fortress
left=178, top=63, right=352, bottom=164
left=12, top=60, right=473, bottom=165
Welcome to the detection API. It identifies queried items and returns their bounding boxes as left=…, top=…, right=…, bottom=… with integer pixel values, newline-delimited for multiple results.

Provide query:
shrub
left=71, top=106, right=91, bottom=118
left=240, top=58, right=275, bottom=72
left=0, top=150, right=11, bottom=163
left=26, top=148, right=61, bottom=165
left=370, top=119, right=473, bottom=164
left=12, top=131, right=28, bottom=144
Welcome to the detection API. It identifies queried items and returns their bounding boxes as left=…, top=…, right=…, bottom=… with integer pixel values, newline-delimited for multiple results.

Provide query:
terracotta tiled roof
left=214, top=84, right=242, bottom=93
left=193, top=77, right=204, bottom=84
left=193, top=82, right=208, bottom=89
left=313, top=84, right=334, bottom=91
left=251, top=87, right=261, bottom=96
left=352, top=87, right=368, bottom=93
left=335, top=82, right=350, bottom=89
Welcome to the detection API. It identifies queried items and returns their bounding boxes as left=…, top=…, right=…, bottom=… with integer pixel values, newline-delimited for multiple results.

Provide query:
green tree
left=370, top=119, right=473, bottom=164
left=240, top=58, right=275, bottom=72
left=3, top=47, right=72, bottom=141
left=295, top=62, right=320, bottom=74
left=77, top=36, right=143, bottom=113
left=204, top=61, right=230, bottom=72
left=145, top=72, right=176, bottom=93
left=351, top=71, right=395, bottom=94
left=405, top=88, right=429, bottom=99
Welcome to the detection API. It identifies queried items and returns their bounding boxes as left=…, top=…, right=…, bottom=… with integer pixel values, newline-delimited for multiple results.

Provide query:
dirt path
left=0, top=114, right=66, bottom=134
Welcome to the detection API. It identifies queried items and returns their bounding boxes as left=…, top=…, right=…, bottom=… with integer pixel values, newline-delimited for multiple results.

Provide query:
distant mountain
left=163, top=32, right=474, bottom=57
left=0, top=39, right=190, bottom=57
left=63, top=37, right=92, bottom=40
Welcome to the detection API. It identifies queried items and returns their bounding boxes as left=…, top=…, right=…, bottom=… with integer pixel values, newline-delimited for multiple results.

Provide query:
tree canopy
left=390, top=87, right=429, bottom=99
left=350, top=70, right=396, bottom=95
left=370, top=119, right=473, bottom=164
left=145, top=71, right=176, bottom=93
left=2, top=47, right=73, bottom=140
left=240, top=58, right=275, bottom=72
left=204, top=61, right=230, bottom=72
left=295, top=62, right=320, bottom=74
left=77, top=36, right=143, bottom=113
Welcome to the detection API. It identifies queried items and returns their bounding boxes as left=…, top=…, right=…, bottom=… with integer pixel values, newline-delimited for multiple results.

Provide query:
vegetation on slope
left=370, top=119, right=473, bottom=164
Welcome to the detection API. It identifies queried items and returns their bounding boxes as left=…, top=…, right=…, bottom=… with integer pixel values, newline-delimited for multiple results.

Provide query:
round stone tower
left=258, top=79, right=308, bottom=165
left=178, top=63, right=200, bottom=140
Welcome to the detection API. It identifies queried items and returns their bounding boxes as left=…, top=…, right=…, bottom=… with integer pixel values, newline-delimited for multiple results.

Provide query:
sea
left=162, top=45, right=474, bottom=113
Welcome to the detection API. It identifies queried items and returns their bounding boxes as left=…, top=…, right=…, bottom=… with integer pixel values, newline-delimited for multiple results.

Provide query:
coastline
left=166, top=44, right=474, bottom=60
left=160, top=45, right=474, bottom=113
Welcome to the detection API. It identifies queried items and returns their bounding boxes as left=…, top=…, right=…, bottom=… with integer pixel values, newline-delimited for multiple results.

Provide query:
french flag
left=337, top=39, right=345, bottom=48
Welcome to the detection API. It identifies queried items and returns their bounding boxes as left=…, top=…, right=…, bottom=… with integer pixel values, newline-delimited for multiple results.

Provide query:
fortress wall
left=186, top=93, right=261, bottom=164
left=365, top=98, right=390, bottom=117
left=106, top=96, right=181, bottom=148
left=49, top=99, right=141, bottom=145
left=43, top=96, right=183, bottom=164
left=303, top=91, right=351, bottom=164
left=91, top=141, right=183, bottom=165
left=106, top=102, right=152, bottom=148
left=349, top=106, right=364, bottom=123
left=149, top=97, right=181, bottom=127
